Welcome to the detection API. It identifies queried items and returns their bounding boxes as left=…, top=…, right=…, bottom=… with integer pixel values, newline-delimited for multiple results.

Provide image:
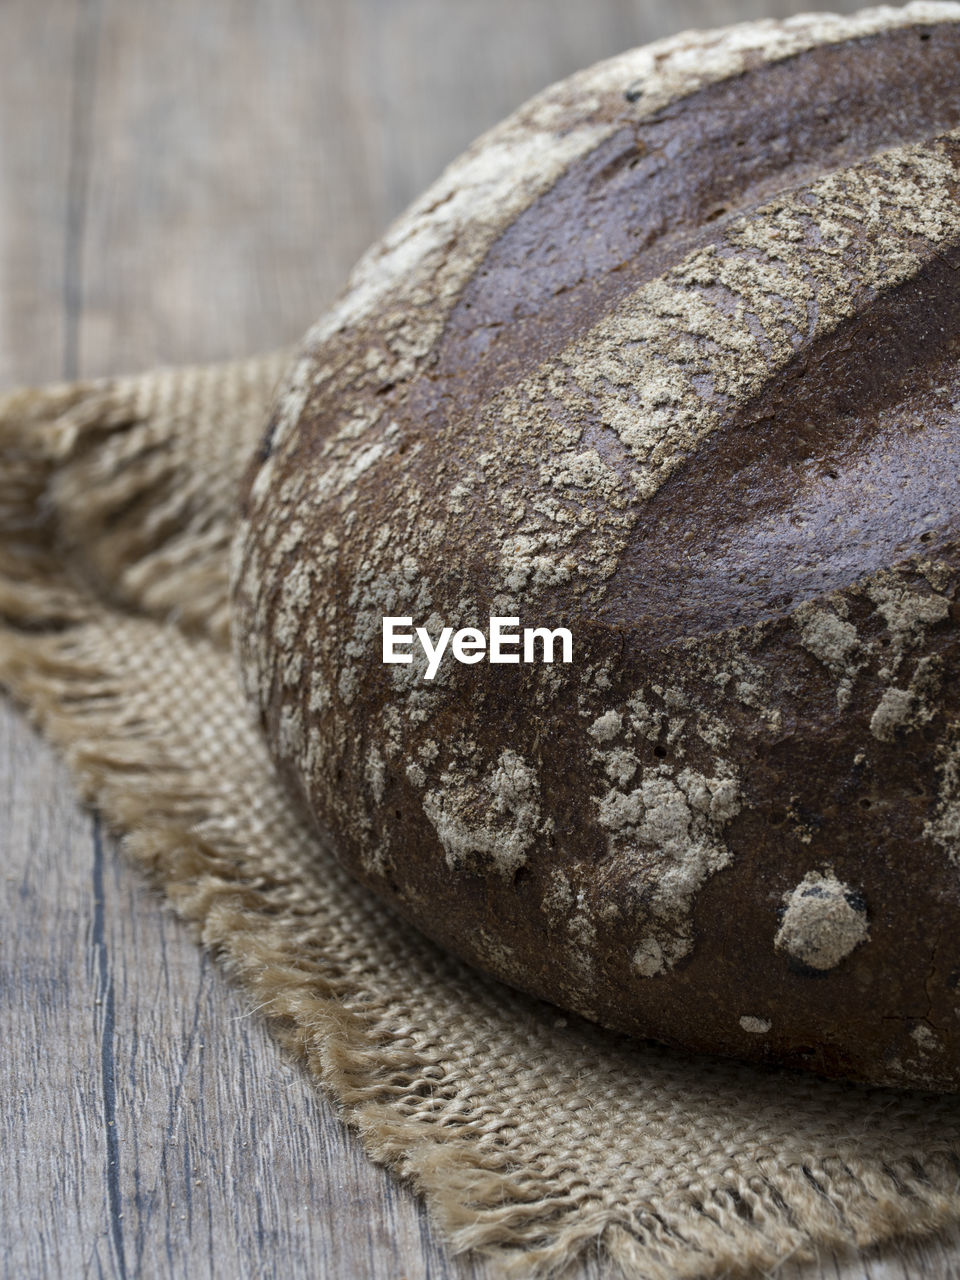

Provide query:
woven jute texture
left=2, top=355, right=960, bottom=1279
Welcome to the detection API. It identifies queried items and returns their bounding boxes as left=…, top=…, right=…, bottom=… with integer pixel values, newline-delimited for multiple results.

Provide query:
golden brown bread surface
left=233, top=5, right=960, bottom=1089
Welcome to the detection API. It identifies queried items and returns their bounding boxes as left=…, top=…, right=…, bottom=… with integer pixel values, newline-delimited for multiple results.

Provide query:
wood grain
left=1, top=2, right=959, bottom=1277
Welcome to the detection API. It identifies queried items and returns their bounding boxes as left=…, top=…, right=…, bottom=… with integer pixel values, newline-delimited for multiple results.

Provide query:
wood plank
left=0, top=703, right=516, bottom=1280
left=0, top=1, right=76, bottom=386
left=0, top=2, right=957, bottom=1277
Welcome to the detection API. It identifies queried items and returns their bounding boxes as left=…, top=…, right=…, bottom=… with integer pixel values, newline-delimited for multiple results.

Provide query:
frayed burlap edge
left=2, top=369, right=960, bottom=1280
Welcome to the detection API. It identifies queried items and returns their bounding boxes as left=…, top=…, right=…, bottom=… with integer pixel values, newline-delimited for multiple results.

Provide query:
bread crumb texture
left=591, top=702, right=742, bottom=977
left=774, top=871, right=870, bottom=971
left=421, top=748, right=549, bottom=877
left=740, top=1015, right=773, bottom=1035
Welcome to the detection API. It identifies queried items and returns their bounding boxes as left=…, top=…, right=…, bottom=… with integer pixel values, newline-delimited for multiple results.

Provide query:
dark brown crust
left=233, top=12, right=960, bottom=1090
left=429, top=24, right=960, bottom=421
left=605, top=246, right=960, bottom=642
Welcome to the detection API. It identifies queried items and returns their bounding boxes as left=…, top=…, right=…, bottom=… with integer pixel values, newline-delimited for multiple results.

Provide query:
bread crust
left=233, top=5, right=960, bottom=1089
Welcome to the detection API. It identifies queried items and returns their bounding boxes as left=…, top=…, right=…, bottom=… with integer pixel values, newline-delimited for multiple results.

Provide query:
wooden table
left=3, top=2, right=959, bottom=1276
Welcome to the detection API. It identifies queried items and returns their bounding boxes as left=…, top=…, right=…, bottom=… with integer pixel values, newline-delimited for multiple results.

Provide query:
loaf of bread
left=232, top=3, right=960, bottom=1089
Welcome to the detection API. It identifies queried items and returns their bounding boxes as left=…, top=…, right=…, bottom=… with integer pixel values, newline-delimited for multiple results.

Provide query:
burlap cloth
left=2, top=353, right=960, bottom=1279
